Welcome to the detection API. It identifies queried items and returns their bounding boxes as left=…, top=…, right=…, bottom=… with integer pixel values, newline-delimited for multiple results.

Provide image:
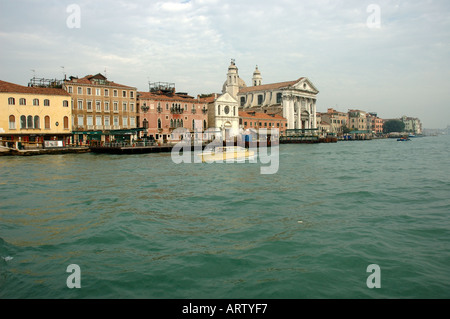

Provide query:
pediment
left=292, top=78, right=319, bottom=94
left=216, top=92, right=238, bottom=104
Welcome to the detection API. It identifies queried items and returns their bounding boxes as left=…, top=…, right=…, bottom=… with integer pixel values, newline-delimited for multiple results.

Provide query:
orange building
left=239, top=110, right=287, bottom=135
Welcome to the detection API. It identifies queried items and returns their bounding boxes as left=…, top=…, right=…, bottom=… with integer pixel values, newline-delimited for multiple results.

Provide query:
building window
left=77, top=87, right=82, bottom=94
left=96, top=101, right=101, bottom=112
left=77, top=115, right=84, bottom=126
left=68, top=86, right=73, bottom=93
left=218, top=105, right=220, bottom=115
left=96, top=116, right=102, bottom=126
left=166, top=103, right=169, bottom=110
left=123, top=116, right=128, bottom=127
left=157, top=118, right=161, bottom=129
left=276, top=93, right=282, bottom=104
left=63, top=100, right=69, bottom=107
left=105, top=101, right=110, bottom=112
left=114, top=116, right=119, bottom=127
left=34, top=116, right=40, bottom=129
left=95, top=88, right=101, bottom=96
left=203, top=120, right=206, bottom=130
left=20, top=115, right=26, bottom=129
left=143, top=119, right=149, bottom=129
left=19, top=98, right=26, bottom=105
left=33, top=99, right=39, bottom=106
left=44, top=116, right=50, bottom=129
left=87, top=115, right=93, bottom=127
left=258, top=95, right=263, bottom=105
left=43, top=99, right=50, bottom=106
left=130, top=103, right=134, bottom=112
left=104, top=116, right=110, bottom=127
left=130, top=91, right=134, bottom=98
left=64, top=116, right=69, bottom=129
left=86, top=88, right=92, bottom=95
left=123, top=102, right=127, bottom=112
left=113, top=102, right=119, bottom=112
left=104, top=89, right=109, bottom=96
left=27, top=115, right=33, bottom=128
left=130, top=117, right=135, bottom=127
left=9, top=115, right=16, bottom=129
left=77, top=100, right=83, bottom=110
left=8, top=97, right=15, bottom=105
left=122, top=90, right=127, bottom=98
left=87, top=101, right=92, bottom=111
left=240, top=97, right=246, bottom=107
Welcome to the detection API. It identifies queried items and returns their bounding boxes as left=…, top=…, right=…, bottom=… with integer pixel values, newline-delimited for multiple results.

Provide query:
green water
left=0, top=136, right=449, bottom=299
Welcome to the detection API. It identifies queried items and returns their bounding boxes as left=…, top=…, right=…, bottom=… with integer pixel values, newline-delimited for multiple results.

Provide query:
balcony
left=157, top=106, right=163, bottom=113
left=202, top=108, right=208, bottom=114
left=191, top=109, right=197, bottom=114
left=170, top=106, right=184, bottom=114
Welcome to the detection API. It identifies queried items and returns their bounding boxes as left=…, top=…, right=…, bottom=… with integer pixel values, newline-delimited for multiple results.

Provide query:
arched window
left=27, top=115, right=33, bottom=128
left=180, top=119, right=183, bottom=127
left=33, top=99, right=39, bottom=106
left=218, top=105, right=221, bottom=115
left=233, top=106, right=236, bottom=116
left=44, top=99, right=50, bottom=106
left=45, top=116, right=50, bottom=129
left=34, top=116, right=40, bottom=129
left=63, top=100, right=69, bottom=107
left=276, top=93, right=282, bottom=104
left=20, top=115, right=26, bottom=129
left=157, top=118, right=161, bottom=129
left=63, top=116, right=69, bottom=129
left=203, top=120, right=206, bottom=130
left=170, top=119, right=174, bottom=128
left=143, top=119, right=148, bottom=129
left=19, top=98, right=26, bottom=105
left=9, top=115, right=16, bottom=129
left=192, top=119, right=195, bottom=130
left=8, top=97, right=15, bottom=105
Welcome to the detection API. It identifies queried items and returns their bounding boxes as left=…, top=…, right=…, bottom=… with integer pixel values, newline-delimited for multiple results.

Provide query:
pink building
left=137, top=83, right=209, bottom=143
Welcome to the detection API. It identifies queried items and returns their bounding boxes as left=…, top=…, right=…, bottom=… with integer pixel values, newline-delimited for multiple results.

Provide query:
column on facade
left=312, top=99, right=317, bottom=129
left=296, top=97, right=302, bottom=130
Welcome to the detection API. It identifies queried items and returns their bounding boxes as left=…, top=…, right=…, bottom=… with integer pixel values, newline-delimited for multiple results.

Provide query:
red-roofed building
left=63, top=73, right=139, bottom=145
left=239, top=110, right=287, bottom=135
left=137, top=82, right=209, bottom=143
left=0, top=79, right=72, bottom=148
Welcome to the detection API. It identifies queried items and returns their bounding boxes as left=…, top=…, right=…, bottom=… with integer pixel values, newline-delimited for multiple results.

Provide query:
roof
left=138, top=91, right=201, bottom=102
left=0, top=80, right=70, bottom=96
left=239, top=111, right=286, bottom=121
left=238, top=78, right=304, bottom=94
left=64, top=74, right=136, bottom=89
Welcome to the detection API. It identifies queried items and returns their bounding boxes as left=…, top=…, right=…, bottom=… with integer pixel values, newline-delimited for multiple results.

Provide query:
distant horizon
left=1, top=0, right=449, bottom=129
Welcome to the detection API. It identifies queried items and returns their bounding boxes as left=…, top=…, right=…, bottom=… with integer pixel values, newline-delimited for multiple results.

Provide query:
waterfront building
left=63, top=73, right=139, bottom=145
left=401, top=115, right=422, bottom=135
left=0, top=79, right=72, bottom=148
left=319, top=108, right=348, bottom=136
left=207, top=92, right=240, bottom=140
left=137, top=82, right=209, bottom=143
left=239, top=110, right=287, bottom=135
left=368, top=112, right=384, bottom=135
left=222, top=60, right=318, bottom=131
left=348, top=109, right=369, bottom=132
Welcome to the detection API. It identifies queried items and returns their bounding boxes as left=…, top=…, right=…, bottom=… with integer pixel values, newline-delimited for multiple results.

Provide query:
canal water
left=0, top=136, right=449, bottom=299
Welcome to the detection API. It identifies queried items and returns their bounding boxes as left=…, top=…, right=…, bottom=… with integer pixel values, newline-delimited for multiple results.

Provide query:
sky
left=0, top=0, right=449, bottom=128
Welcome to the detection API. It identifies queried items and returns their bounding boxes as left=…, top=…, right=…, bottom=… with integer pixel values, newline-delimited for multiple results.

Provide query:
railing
left=202, top=108, right=208, bottom=114
left=157, top=107, right=163, bottom=113
left=170, top=107, right=184, bottom=114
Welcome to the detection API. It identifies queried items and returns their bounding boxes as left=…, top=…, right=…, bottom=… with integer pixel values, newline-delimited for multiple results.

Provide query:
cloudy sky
left=0, top=0, right=449, bottom=128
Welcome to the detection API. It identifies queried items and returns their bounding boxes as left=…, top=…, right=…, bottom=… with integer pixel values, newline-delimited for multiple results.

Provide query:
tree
left=383, top=120, right=405, bottom=133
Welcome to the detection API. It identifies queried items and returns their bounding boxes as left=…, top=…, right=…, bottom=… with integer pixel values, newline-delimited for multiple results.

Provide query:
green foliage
left=383, top=120, right=405, bottom=133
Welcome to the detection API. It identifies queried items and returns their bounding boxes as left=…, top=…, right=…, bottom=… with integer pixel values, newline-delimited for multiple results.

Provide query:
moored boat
left=198, top=146, right=255, bottom=163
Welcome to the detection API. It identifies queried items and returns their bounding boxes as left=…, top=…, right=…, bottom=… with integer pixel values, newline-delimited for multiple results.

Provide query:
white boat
left=198, top=146, right=255, bottom=163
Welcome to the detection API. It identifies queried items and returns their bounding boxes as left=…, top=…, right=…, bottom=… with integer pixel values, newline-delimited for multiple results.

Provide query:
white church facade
left=222, top=60, right=319, bottom=131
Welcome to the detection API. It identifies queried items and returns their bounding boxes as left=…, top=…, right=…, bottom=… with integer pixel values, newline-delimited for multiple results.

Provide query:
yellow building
left=0, top=80, right=72, bottom=148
